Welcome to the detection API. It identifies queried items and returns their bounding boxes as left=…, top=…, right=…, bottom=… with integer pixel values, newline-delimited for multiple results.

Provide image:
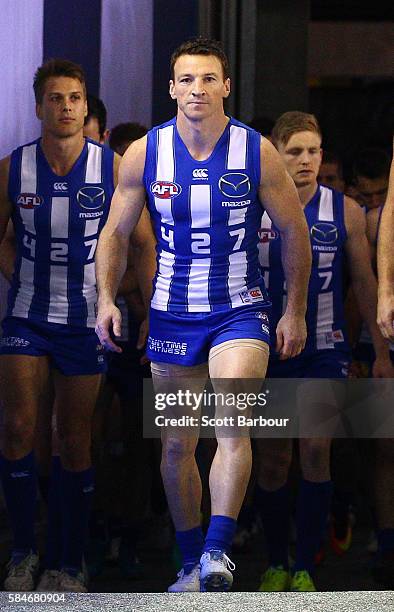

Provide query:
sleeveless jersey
left=259, top=185, right=350, bottom=355
left=7, top=138, right=114, bottom=327
left=143, top=117, right=269, bottom=313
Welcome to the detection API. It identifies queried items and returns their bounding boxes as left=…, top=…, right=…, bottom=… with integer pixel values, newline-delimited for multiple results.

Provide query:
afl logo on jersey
left=77, top=186, right=105, bottom=210
left=219, top=173, right=250, bottom=198
left=310, top=222, right=338, bottom=244
left=150, top=181, right=182, bottom=199
left=259, top=228, right=278, bottom=243
left=16, top=193, right=43, bottom=209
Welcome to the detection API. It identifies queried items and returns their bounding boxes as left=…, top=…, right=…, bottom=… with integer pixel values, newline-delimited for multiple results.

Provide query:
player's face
left=36, top=76, right=87, bottom=139
left=317, top=162, right=344, bottom=191
left=278, top=131, right=322, bottom=189
left=355, top=175, right=388, bottom=210
left=169, top=54, right=230, bottom=121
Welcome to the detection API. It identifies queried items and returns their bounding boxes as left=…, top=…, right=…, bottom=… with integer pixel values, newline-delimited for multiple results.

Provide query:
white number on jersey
left=191, top=232, right=210, bottom=254
left=23, top=234, right=36, bottom=258
left=161, top=227, right=174, bottom=250
left=84, top=238, right=98, bottom=260
left=229, top=228, right=245, bottom=251
left=50, top=243, right=68, bottom=262
left=318, top=271, right=332, bottom=291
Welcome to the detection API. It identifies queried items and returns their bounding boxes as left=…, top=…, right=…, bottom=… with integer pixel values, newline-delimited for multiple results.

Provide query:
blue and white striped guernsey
left=7, top=138, right=114, bottom=328
left=259, top=185, right=350, bottom=355
left=143, top=117, right=269, bottom=313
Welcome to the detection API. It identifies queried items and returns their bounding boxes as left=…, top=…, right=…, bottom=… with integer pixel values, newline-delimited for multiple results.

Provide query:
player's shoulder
left=148, top=116, right=176, bottom=137
left=228, top=116, right=259, bottom=136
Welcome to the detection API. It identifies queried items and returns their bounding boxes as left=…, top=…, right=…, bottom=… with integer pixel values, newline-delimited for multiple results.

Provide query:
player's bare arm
left=377, top=151, right=394, bottom=341
left=259, top=137, right=311, bottom=359
left=0, top=157, right=12, bottom=245
left=95, top=136, right=147, bottom=351
left=345, top=196, right=393, bottom=377
left=0, top=221, right=16, bottom=282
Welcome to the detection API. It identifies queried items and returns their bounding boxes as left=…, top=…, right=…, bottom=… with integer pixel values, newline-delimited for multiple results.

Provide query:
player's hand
left=371, top=356, right=394, bottom=378
left=95, top=300, right=123, bottom=353
left=275, top=312, right=307, bottom=360
left=377, top=293, right=394, bottom=342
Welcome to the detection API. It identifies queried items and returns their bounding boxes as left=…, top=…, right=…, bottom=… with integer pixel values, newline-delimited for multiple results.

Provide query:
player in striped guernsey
left=256, top=111, right=393, bottom=593
left=95, top=38, right=311, bottom=592
left=0, top=59, right=155, bottom=592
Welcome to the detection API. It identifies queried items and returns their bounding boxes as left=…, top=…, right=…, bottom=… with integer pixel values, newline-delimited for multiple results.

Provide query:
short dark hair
left=85, top=94, right=107, bottom=139
left=170, top=37, right=229, bottom=80
left=33, top=58, right=86, bottom=104
left=109, top=122, right=148, bottom=152
left=352, top=147, right=391, bottom=181
left=272, top=111, right=322, bottom=147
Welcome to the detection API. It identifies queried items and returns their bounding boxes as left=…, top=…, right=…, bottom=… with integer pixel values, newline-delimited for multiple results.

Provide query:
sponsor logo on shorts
left=53, top=182, right=68, bottom=191
left=16, top=193, right=43, bottom=209
left=310, top=222, right=338, bottom=244
left=325, top=329, right=344, bottom=344
left=218, top=173, right=250, bottom=198
left=77, top=186, right=105, bottom=210
left=261, top=324, right=269, bottom=334
left=150, top=181, right=182, bottom=199
left=148, top=336, right=187, bottom=355
left=1, top=336, right=30, bottom=348
left=239, top=287, right=264, bottom=304
left=259, top=228, right=278, bottom=243
left=192, top=168, right=208, bottom=179
left=221, top=199, right=250, bottom=207
left=255, top=311, right=269, bottom=322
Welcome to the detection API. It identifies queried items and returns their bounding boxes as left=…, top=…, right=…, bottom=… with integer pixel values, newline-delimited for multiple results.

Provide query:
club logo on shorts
left=259, top=228, right=278, bottom=243
left=150, top=181, right=182, bottom=199
left=16, top=193, right=43, bottom=209
left=218, top=173, right=250, bottom=198
left=310, top=223, right=338, bottom=244
left=77, top=186, right=105, bottom=210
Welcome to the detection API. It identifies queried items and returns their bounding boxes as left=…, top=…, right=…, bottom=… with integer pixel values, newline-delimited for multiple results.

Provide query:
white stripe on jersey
left=190, top=184, right=211, bottom=228
left=11, top=257, right=35, bottom=318
left=187, top=259, right=211, bottom=312
left=155, top=125, right=175, bottom=225
left=151, top=250, right=176, bottom=311
left=20, top=144, right=37, bottom=235
left=51, top=197, right=69, bottom=238
left=258, top=211, right=271, bottom=268
left=227, top=125, right=247, bottom=169
left=85, top=142, right=103, bottom=183
left=83, top=262, right=97, bottom=327
left=228, top=251, right=248, bottom=307
left=228, top=207, right=247, bottom=226
left=318, top=251, right=335, bottom=268
left=316, top=292, right=335, bottom=350
left=84, top=218, right=100, bottom=237
left=47, top=265, right=68, bottom=323
left=318, top=187, right=334, bottom=221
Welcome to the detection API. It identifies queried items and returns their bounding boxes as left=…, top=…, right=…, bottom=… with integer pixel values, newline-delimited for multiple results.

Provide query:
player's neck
left=297, top=181, right=318, bottom=208
left=176, top=112, right=229, bottom=161
left=40, top=131, right=85, bottom=176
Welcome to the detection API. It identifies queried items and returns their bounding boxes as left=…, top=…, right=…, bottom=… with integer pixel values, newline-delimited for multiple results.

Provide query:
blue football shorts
left=0, top=316, right=107, bottom=376
left=147, top=303, right=271, bottom=366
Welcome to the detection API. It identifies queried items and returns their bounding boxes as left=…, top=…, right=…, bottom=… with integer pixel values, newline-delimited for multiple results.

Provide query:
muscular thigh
left=54, top=371, right=102, bottom=435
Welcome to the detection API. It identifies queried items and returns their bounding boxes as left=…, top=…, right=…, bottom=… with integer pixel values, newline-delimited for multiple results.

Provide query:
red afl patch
left=150, top=181, right=182, bottom=199
left=17, top=193, right=43, bottom=209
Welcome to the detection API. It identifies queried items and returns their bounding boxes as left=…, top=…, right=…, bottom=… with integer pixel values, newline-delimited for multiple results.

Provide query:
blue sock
left=203, top=515, right=237, bottom=554
left=377, top=528, right=394, bottom=554
left=0, top=451, right=37, bottom=560
left=60, top=465, right=94, bottom=576
left=45, top=457, right=62, bottom=570
left=175, top=526, right=204, bottom=574
left=294, top=479, right=333, bottom=574
left=255, top=483, right=290, bottom=569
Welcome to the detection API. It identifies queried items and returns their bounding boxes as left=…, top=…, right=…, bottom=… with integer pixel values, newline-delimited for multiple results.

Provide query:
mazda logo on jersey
left=150, top=181, right=182, bottom=199
left=77, top=186, right=105, bottom=210
left=218, top=173, right=250, bottom=198
left=310, top=222, right=338, bottom=244
left=17, top=193, right=43, bottom=209
left=259, top=228, right=278, bottom=243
